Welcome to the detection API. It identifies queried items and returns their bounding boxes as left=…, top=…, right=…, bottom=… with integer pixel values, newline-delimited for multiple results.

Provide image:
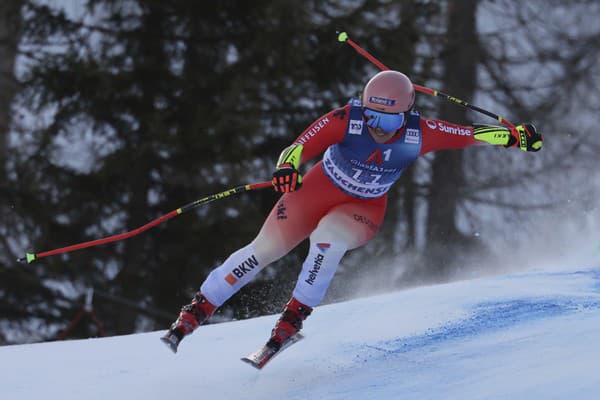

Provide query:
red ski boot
left=161, top=293, right=216, bottom=353
left=267, top=297, right=312, bottom=351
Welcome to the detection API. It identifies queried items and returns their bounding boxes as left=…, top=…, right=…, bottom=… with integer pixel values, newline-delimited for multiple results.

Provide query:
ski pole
left=337, top=31, right=516, bottom=130
left=17, top=181, right=273, bottom=264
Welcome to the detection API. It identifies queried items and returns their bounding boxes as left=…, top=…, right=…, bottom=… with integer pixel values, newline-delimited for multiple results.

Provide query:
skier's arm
left=292, top=105, right=349, bottom=162
left=419, top=118, right=543, bottom=154
left=272, top=106, right=348, bottom=192
left=472, top=123, right=543, bottom=152
left=419, top=118, right=480, bottom=155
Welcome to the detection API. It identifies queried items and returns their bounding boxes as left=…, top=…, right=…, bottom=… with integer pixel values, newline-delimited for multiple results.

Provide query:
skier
left=161, top=70, right=543, bottom=356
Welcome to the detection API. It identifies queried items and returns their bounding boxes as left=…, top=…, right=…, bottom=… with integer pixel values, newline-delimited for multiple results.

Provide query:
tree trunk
left=424, top=0, right=479, bottom=277
left=0, top=0, right=23, bottom=178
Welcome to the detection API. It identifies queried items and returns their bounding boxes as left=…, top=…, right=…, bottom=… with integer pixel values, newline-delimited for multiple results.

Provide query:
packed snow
left=2, top=265, right=600, bottom=400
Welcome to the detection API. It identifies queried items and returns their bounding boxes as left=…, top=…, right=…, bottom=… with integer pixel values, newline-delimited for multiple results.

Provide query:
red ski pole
left=337, top=31, right=516, bottom=130
left=18, top=181, right=273, bottom=264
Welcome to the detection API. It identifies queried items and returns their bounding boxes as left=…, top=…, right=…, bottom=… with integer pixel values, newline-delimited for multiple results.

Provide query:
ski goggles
left=363, top=108, right=406, bottom=133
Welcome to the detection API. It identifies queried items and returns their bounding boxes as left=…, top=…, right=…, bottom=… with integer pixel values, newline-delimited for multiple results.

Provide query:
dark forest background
left=1, top=0, right=598, bottom=344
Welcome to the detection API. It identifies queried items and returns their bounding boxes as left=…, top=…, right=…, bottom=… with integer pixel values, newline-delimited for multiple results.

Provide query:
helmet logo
left=368, top=96, right=396, bottom=106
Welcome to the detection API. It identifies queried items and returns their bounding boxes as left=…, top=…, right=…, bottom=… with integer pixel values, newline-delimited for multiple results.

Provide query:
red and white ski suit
left=201, top=103, right=484, bottom=307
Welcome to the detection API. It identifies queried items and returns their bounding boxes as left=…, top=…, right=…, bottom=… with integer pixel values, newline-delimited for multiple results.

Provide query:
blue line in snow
left=362, top=268, right=600, bottom=358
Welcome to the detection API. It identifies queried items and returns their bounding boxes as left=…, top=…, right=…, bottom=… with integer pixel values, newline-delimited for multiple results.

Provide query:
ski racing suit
left=200, top=98, right=484, bottom=308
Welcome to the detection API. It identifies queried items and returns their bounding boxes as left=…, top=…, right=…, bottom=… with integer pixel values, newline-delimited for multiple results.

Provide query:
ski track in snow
left=362, top=269, right=600, bottom=359
left=2, top=267, right=600, bottom=400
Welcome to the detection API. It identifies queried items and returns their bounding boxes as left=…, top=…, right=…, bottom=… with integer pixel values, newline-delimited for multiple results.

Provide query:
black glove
left=510, top=123, right=543, bottom=152
left=473, top=123, right=543, bottom=152
left=272, top=144, right=303, bottom=192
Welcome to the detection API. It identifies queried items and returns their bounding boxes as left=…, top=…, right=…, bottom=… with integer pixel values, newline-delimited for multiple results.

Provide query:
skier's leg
left=293, top=198, right=387, bottom=306
left=161, top=291, right=218, bottom=352
left=269, top=197, right=387, bottom=349
left=163, top=164, right=344, bottom=350
left=164, top=226, right=308, bottom=350
left=200, top=164, right=344, bottom=307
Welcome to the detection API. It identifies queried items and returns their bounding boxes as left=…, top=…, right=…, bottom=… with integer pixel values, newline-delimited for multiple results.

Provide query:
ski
left=241, top=333, right=304, bottom=370
left=160, top=330, right=183, bottom=354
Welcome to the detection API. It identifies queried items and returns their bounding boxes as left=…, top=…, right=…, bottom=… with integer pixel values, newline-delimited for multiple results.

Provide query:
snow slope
left=2, top=266, right=600, bottom=400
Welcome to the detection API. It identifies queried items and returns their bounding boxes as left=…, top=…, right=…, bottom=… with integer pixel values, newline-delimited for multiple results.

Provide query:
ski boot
left=161, top=292, right=216, bottom=353
left=266, top=297, right=312, bottom=351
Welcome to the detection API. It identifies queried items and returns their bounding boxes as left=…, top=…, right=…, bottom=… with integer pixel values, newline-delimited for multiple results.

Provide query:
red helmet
left=362, top=70, right=415, bottom=113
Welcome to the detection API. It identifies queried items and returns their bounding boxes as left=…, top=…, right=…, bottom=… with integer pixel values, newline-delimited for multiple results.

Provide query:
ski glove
left=272, top=144, right=303, bottom=192
left=473, top=123, right=543, bottom=152
left=512, top=124, right=543, bottom=152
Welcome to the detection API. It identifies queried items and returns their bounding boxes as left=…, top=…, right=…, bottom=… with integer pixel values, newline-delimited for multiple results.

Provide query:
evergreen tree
left=8, top=0, right=427, bottom=339
left=8, top=0, right=592, bottom=344
left=424, top=0, right=480, bottom=278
